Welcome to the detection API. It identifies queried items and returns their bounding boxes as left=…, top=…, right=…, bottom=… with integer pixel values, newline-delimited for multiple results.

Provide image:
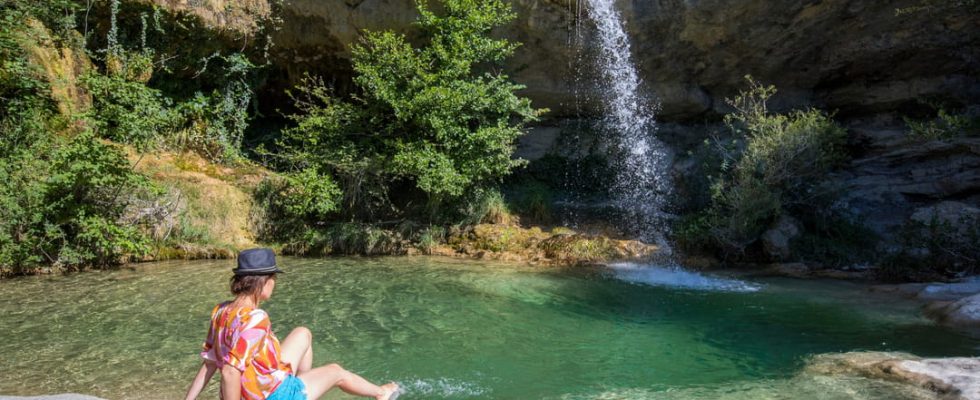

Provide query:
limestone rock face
left=834, top=134, right=980, bottom=240
left=249, top=0, right=980, bottom=120
left=147, top=0, right=980, bottom=120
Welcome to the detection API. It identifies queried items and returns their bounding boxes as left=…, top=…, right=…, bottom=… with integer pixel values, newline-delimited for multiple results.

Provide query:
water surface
left=0, top=257, right=976, bottom=399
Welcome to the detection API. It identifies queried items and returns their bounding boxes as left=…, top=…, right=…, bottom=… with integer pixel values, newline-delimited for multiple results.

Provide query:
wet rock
left=766, top=262, right=810, bottom=278
left=761, top=215, right=801, bottom=260
left=919, top=278, right=980, bottom=302
left=925, top=293, right=980, bottom=328
left=806, top=352, right=980, bottom=400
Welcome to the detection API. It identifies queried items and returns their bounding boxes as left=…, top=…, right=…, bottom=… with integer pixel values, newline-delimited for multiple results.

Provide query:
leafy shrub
left=505, top=181, right=555, bottom=225
left=173, top=54, right=256, bottom=162
left=282, top=223, right=402, bottom=257
left=253, top=169, right=342, bottom=241
left=414, top=225, right=447, bottom=254
left=878, top=215, right=980, bottom=282
left=0, top=130, right=152, bottom=274
left=681, top=77, right=848, bottom=258
left=82, top=71, right=181, bottom=148
left=904, top=107, right=979, bottom=141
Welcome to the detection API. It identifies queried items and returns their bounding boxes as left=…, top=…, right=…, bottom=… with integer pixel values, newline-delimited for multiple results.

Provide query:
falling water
left=583, top=0, right=673, bottom=251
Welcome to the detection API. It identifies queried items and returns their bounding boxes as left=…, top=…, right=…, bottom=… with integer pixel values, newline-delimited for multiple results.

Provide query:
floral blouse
left=201, top=302, right=292, bottom=400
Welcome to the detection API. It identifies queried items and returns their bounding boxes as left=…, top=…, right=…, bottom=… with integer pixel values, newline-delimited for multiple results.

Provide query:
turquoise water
left=0, top=257, right=976, bottom=399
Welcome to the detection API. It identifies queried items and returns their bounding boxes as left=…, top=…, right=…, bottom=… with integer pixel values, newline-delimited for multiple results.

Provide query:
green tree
left=278, top=0, right=545, bottom=220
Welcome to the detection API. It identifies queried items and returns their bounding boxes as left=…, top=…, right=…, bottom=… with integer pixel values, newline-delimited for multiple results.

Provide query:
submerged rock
left=807, top=352, right=980, bottom=400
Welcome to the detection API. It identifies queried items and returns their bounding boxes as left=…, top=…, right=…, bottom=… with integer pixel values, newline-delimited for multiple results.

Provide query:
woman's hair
left=230, top=274, right=275, bottom=300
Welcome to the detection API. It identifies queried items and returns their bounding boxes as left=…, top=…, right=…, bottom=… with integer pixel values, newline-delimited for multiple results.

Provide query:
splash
left=608, top=262, right=762, bottom=292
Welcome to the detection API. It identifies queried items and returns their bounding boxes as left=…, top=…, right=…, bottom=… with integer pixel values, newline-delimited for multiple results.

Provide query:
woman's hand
left=221, top=364, right=243, bottom=400
left=183, top=361, right=217, bottom=400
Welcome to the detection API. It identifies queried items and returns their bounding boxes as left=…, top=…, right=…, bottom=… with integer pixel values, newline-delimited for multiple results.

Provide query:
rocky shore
left=872, top=278, right=980, bottom=329
left=807, top=352, right=980, bottom=400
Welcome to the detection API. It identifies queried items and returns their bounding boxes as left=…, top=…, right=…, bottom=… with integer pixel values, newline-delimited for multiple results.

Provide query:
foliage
left=0, top=2, right=165, bottom=274
left=904, top=107, right=979, bottom=141
left=85, top=0, right=260, bottom=162
left=505, top=181, right=554, bottom=225
left=538, top=234, right=617, bottom=263
left=253, top=169, right=342, bottom=241
left=81, top=71, right=180, bottom=148
left=276, top=0, right=545, bottom=222
left=681, top=76, right=849, bottom=258
left=878, top=215, right=980, bottom=282
left=414, top=225, right=447, bottom=254
left=282, top=223, right=403, bottom=257
left=0, top=130, right=152, bottom=274
left=174, top=54, right=257, bottom=162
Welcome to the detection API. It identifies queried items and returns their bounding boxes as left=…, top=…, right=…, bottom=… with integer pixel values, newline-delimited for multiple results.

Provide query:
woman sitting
left=184, top=248, right=400, bottom=400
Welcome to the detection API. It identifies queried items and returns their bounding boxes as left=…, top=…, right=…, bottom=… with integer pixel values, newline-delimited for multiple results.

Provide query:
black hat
left=234, top=248, right=284, bottom=275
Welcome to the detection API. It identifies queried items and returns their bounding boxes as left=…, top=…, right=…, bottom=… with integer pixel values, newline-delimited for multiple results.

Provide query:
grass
left=129, top=150, right=263, bottom=255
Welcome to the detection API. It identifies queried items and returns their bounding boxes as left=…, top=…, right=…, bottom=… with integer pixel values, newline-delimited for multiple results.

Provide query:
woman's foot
left=377, top=382, right=400, bottom=400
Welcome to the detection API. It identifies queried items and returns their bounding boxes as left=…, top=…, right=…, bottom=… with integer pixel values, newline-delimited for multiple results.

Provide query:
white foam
left=608, top=263, right=762, bottom=292
left=400, top=377, right=489, bottom=397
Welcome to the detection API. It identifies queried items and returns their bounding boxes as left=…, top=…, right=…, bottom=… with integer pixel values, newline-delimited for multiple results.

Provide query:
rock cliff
left=257, top=0, right=980, bottom=120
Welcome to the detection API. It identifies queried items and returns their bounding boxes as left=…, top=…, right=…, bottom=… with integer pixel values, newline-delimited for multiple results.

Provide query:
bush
left=282, top=222, right=402, bottom=257
left=0, top=130, right=152, bottom=273
left=276, top=0, right=545, bottom=221
left=82, top=71, right=181, bottom=148
left=253, top=169, right=342, bottom=241
left=904, top=107, right=979, bottom=141
left=878, top=215, right=980, bottom=282
left=505, top=181, right=554, bottom=225
left=681, top=77, right=849, bottom=258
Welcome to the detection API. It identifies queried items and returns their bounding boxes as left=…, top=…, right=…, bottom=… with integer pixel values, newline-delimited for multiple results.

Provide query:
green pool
left=0, top=257, right=976, bottom=399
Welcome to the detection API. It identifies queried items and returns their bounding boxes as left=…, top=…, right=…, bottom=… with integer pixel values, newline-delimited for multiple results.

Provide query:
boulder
left=761, top=215, right=801, bottom=260
left=918, top=278, right=980, bottom=302
left=806, top=352, right=980, bottom=400
left=925, top=293, right=980, bottom=328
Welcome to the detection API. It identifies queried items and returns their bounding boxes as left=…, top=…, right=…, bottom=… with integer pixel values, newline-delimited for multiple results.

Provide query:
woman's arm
left=183, top=361, right=217, bottom=400
left=221, top=364, right=243, bottom=400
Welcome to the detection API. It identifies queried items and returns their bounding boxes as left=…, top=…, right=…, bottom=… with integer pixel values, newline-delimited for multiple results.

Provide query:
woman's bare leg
left=279, top=327, right=314, bottom=374
left=298, top=363, right=399, bottom=400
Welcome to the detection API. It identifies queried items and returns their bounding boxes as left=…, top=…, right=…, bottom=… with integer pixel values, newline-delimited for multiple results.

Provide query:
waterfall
left=583, top=0, right=673, bottom=251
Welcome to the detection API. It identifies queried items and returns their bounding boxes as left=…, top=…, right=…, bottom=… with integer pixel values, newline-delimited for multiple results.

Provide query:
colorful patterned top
left=201, top=302, right=292, bottom=400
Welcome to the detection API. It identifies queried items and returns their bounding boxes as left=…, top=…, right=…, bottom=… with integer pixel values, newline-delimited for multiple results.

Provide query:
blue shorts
left=267, top=374, right=308, bottom=400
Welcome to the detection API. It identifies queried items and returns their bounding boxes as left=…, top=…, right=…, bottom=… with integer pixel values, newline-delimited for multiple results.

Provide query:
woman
left=184, top=248, right=400, bottom=400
